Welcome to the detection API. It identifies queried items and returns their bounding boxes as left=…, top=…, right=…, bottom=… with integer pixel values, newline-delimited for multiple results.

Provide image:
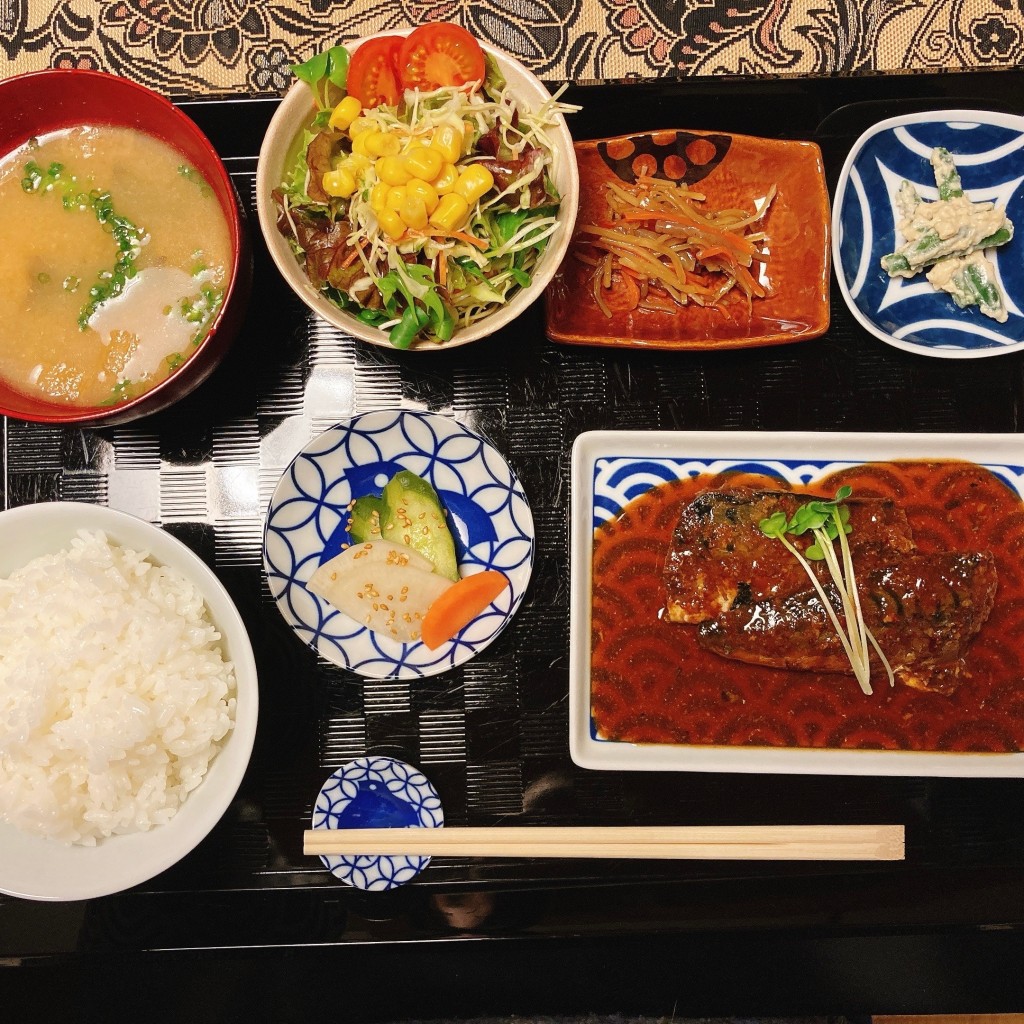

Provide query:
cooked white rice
left=0, top=529, right=237, bottom=845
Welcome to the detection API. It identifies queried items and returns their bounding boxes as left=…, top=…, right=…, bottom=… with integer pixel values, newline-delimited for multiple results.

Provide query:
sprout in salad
left=274, top=38, right=577, bottom=348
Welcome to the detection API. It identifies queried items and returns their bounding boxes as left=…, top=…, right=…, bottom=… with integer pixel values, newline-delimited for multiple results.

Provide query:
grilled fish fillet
left=663, top=488, right=997, bottom=692
left=664, top=489, right=916, bottom=624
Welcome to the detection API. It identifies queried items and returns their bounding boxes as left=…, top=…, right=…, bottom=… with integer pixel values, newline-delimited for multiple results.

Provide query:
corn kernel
left=335, top=153, right=371, bottom=179
left=376, top=155, right=412, bottom=186
left=377, top=208, right=406, bottom=240
left=433, top=162, right=459, bottom=195
left=385, top=185, right=408, bottom=211
left=406, top=177, right=439, bottom=215
left=403, top=146, right=444, bottom=183
left=428, top=193, right=470, bottom=233
left=348, top=116, right=374, bottom=137
left=329, top=95, right=363, bottom=131
left=431, top=122, right=464, bottom=164
left=351, top=130, right=379, bottom=157
left=399, top=194, right=428, bottom=230
left=369, top=181, right=390, bottom=212
left=322, top=167, right=357, bottom=198
left=454, top=165, right=494, bottom=204
left=365, top=132, right=401, bottom=157
left=345, top=153, right=371, bottom=174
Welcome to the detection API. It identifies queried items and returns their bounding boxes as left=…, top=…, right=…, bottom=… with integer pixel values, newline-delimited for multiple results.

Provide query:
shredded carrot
left=694, top=244, right=730, bottom=262
left=573, top=175, right=775, bottom=319
left=341, top=240, right=365, bottom=269
left=437, top=252, right=447, bottom=289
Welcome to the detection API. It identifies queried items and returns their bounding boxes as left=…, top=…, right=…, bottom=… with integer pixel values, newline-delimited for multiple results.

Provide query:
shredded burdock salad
left=273, top=28, right=578, bottom=348
left=573, top=175, right=776, bottom=318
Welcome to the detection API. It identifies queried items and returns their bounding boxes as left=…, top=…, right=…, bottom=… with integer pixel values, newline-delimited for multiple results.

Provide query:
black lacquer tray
left=5, top=71, right=1024, bottom=1021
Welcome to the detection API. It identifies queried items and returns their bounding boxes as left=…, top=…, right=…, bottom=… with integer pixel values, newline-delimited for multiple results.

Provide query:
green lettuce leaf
left=290, top=46, right=350, bottom=93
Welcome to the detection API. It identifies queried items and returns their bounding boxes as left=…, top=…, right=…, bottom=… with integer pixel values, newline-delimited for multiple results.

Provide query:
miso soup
left=0, top=126, right=233, bottom=407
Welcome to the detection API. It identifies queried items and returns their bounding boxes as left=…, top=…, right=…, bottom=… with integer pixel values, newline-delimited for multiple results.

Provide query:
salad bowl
left=256, top=29, right=579, bottom=352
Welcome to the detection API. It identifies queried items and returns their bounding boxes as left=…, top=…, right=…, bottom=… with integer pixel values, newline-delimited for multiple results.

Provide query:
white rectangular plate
left=570, top=430, right=1024, bottom=776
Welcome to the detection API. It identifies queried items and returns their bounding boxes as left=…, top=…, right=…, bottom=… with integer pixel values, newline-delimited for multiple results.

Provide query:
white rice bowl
left=0, top=503, right=258, bottom=901
left=1, top=531, right=236, bottom=844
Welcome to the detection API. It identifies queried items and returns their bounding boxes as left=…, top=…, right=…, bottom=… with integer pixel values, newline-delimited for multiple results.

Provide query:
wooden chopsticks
left=304, top=824, right=904, bottom=861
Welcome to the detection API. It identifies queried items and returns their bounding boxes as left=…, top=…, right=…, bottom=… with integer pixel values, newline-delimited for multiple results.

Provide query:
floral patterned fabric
left=1, top=0, right=1023, bottom=97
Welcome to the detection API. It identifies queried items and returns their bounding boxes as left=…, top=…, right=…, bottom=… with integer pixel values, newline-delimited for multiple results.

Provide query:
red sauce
left=590, top=462, right=1024, bottom=752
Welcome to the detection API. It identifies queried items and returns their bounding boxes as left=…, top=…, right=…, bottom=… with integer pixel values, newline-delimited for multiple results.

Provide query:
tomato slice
left=398, top=23, right=486, bottom=92
left=347, top=35, right=403, bottom=107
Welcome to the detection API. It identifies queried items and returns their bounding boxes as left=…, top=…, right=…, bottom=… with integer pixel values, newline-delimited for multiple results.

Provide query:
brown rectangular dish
left=546, top=129, right=831, bottom=350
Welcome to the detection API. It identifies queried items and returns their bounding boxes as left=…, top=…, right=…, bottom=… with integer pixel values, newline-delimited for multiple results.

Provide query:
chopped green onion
left=177, top=164, right=213, bottom=198
left=22, top=164, right=149, bottom=329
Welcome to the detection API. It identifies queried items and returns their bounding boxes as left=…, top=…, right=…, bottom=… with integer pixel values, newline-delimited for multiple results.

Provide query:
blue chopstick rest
left=311, top=756, right=444, bottom=891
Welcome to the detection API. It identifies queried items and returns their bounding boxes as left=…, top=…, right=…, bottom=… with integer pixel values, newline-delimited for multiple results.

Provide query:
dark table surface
left=4, top=70, right=1024, bottom=1022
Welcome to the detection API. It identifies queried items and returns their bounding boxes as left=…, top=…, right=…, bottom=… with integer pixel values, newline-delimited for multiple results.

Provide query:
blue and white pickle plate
left=312, top=757, right=443, bottom=890
left=569, top=429, right=1024, bottom=776
left=833, top=109, right=1024, bottom=359
left=264, top=410, right=534, bottom=679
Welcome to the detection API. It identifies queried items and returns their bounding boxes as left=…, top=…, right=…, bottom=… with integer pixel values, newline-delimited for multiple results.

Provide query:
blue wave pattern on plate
left=264, top=410, right=534, bottom=679
left=835, top=111, right=1024, bottom=355
left=593, top=456, right=862, bottom=530
left=312, top=756, right=443, bottom=891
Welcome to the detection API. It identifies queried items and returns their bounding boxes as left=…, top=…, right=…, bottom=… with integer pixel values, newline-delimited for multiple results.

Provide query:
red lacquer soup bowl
left=0, top=69, right=251, bottom=427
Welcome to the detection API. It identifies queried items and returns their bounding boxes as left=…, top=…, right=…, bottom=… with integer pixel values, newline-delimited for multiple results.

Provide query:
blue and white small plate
left=833, top=109, right=1024, bottom=358
left=312, top=757, right=443, bottom=890
left=264, top=409, right=534, bottom=679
